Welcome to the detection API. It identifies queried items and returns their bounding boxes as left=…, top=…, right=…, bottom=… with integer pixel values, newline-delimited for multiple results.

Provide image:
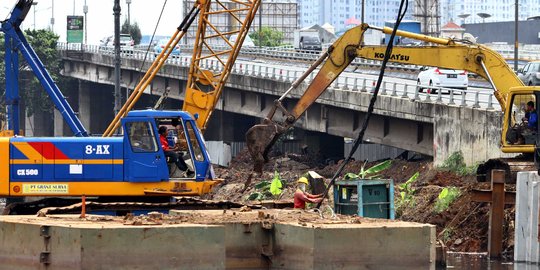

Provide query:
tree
left=0, top=29, right=75, bottom=117
left=249, top=27, right=284, bottom=47
left=121, top=20, right=142, bottom=45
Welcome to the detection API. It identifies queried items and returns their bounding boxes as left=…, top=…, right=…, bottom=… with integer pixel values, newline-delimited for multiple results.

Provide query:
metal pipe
left=514, top=0, right=519, bottom=71
left=479, top=59, right=497, bottom=93
left=277, top=50, right=330, bottom=101
left=371, top=25, right=453, bottom=45
left=113, top=0, right=121, bottom=117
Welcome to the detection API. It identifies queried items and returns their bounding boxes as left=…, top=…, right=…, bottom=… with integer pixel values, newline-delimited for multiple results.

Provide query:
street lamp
left=126, top=0, right=132, bottom=26
left=477, top=12, right=491, bottom=23
left=83, top=0, right=88, bottom=45
left=32, top=2, right=38, bottom=30
left=50, top=0, right=54, bottom=32
left=457, top=13, right=470, bottom=25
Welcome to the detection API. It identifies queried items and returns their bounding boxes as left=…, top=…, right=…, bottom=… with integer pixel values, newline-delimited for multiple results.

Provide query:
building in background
left=440, top=21, right=464, bottom=39
left=182, top=0, right=297, bottom=45
left=442, top=0, right=540, bottom=25
left=413, top=0, right=440, bottom=36
left=298, top=0, right=413, bottom=34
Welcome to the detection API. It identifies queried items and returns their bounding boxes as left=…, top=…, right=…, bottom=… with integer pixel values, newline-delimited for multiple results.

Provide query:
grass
left=438, top=151, right=477, bottom=176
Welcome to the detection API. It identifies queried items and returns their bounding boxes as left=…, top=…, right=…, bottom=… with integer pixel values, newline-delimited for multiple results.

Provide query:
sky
left=0, top=0, right=184, bottom=44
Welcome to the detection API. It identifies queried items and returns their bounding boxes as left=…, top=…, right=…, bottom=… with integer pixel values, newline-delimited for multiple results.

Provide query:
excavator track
left=476, top=156, right=536, bottom=183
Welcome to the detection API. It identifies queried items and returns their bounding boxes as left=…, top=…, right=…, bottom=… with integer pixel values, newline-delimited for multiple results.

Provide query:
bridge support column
left=205, top=111, right=256, bottom=142
left=54, top=110, right=64, bottom=136
left=433, top=105, right=505, bottom=166
left=53, top=82, right=79, bottom=137
left=78, top=81, right=92, bottom=133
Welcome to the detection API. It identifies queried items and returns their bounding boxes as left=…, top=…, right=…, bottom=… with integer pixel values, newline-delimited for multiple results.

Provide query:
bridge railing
left=57, top=43, right=500, bottom=110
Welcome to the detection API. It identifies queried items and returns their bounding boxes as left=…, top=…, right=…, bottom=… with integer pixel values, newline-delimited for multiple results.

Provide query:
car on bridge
left=154, top=38, right=181, bottom=57
left=99, top=34, right=134, bottom=54
left=517, top=61, right=540, bottom=86
left=416, top=67, right=468, bottom=94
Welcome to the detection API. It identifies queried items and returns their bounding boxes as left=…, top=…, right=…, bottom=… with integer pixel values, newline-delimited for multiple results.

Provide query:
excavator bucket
left=245, top=121, right=287, bottom=174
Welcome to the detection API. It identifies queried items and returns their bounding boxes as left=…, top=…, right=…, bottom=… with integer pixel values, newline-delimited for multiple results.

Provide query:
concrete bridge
left=55, top=44, right=507, bottom=165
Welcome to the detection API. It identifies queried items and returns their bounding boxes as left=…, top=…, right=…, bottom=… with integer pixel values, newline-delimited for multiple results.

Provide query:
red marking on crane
left=27, top=142, right=69, bottom=159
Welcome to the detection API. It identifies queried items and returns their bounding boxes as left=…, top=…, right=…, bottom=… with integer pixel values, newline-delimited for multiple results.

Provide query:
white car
left=229, top=34, right=256, bottom=47
left=99, top=34, right=134, bottom=53
left=417, top=67, right=468, bottom=93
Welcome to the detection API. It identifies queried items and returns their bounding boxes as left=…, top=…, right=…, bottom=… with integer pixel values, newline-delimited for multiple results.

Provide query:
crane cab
left=501, top=87, right=540, bottom=154
left=122, top=110, right=214, bottom=182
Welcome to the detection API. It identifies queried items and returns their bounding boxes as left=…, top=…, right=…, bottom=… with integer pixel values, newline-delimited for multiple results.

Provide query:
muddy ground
left=206, top=149, right=516, bottom=259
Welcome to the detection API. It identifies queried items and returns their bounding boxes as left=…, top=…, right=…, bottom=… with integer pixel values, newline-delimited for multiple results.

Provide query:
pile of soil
left=208, top=149, right=516, bottom=259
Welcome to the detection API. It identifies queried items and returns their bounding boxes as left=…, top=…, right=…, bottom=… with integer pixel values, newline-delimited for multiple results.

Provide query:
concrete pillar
left=54, top=110, right=64, bottom=136
left=78, top=81, right=92, bottom=133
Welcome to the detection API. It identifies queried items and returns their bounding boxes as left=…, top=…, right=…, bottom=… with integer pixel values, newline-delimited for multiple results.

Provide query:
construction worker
left=158, top=126, right=193, bottom=177
left=294, top=177, right=323, bottom=209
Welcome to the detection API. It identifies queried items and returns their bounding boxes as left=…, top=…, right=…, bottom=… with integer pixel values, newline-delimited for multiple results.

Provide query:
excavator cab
left=501, top=88, right=540, bottom=153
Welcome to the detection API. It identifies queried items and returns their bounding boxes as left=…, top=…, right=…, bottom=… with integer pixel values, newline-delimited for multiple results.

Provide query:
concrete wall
left=463, top=20, right=540, bottom=44
left=0, top=221, right=226, bottom=270
left=272, top=223, right=436, bottom=270
left=515, top=171, right=540, bottom=263
left=0, top=215, right=436, bottom=270
left=433, top=104, right=505, bottom=166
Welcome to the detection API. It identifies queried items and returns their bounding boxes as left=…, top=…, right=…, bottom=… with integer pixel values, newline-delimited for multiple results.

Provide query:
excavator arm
left=246, top=23, right=523, bottom=171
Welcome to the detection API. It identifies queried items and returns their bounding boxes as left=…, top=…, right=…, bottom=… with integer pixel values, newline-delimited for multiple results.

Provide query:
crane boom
left=182, top=0, right=261, bottom=131
left=103, top=0, right=261, bottom=137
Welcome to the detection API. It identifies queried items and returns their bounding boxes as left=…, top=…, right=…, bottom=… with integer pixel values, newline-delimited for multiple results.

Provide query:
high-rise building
left=441, top=0, right=540, bottom=25
left=298, top=0, right=412, bottom=32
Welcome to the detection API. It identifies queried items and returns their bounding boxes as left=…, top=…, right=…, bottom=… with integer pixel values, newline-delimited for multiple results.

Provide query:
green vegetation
left=249, top=27, right=284, bottom=47
left=395, top=172, right=419, bottom=216
left=434, top=187, right=461, bottom=213
left=438, top=151, right=477, bottom=176
left=249, top=171, right=283, bottom=200
left=0, top=29, right=75, bottom=117
left=344, top=160, right=392, bottom=180
left=121, top=20, right=142, bottom=45
left=441, top=227, right=455, bottom=242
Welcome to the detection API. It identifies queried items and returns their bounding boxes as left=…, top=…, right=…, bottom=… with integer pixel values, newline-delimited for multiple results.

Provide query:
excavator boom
left=246, top=23, right=523, bottom=172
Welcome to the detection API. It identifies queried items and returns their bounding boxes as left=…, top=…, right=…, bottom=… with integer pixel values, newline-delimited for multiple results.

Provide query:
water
left=442, top=252, right=540, bottom=270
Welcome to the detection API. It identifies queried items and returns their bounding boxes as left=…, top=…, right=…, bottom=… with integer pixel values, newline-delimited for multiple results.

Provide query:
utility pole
left=361, top=0, right=364, bottom=23
left=50, top=0, right=54, bottom=31
left=258, top=2, right=262, bottom=48
left=127, top=0, right=132, bottom=26
left=113, top=0, right=122, bottom=117
left=83, top=0, right=88, bottom=45
left=514, top=0, right=519, bottom=72
left=32, top=2, right=38, bottom=30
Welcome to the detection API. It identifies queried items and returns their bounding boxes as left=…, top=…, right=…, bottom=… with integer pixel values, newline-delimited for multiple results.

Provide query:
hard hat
left=297, top=177, right=309, bottom=185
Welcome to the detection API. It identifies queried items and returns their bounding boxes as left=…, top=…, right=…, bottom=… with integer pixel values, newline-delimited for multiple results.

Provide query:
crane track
left=3, top=197, right=294, bottom=216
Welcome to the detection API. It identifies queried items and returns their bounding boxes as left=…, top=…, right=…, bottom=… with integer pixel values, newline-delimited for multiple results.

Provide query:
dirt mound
left=209, top=148, right=515, bottom=258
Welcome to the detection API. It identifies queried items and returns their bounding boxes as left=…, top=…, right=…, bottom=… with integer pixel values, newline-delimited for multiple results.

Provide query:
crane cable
left=316, top=0, right=409, bottom=209
left=134, top=0, right=168, bottom=97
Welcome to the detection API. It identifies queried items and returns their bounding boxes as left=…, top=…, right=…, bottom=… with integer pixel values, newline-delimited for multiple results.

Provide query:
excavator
left=246, top=23, right=540, bottom=182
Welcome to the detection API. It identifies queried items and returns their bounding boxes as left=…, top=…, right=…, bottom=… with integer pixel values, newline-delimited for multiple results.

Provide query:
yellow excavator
left=246, top=23, right=539, bottom=181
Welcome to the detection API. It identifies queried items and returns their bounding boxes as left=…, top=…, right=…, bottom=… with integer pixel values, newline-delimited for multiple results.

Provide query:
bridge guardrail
left=57, top=43, right=500, bottom=110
